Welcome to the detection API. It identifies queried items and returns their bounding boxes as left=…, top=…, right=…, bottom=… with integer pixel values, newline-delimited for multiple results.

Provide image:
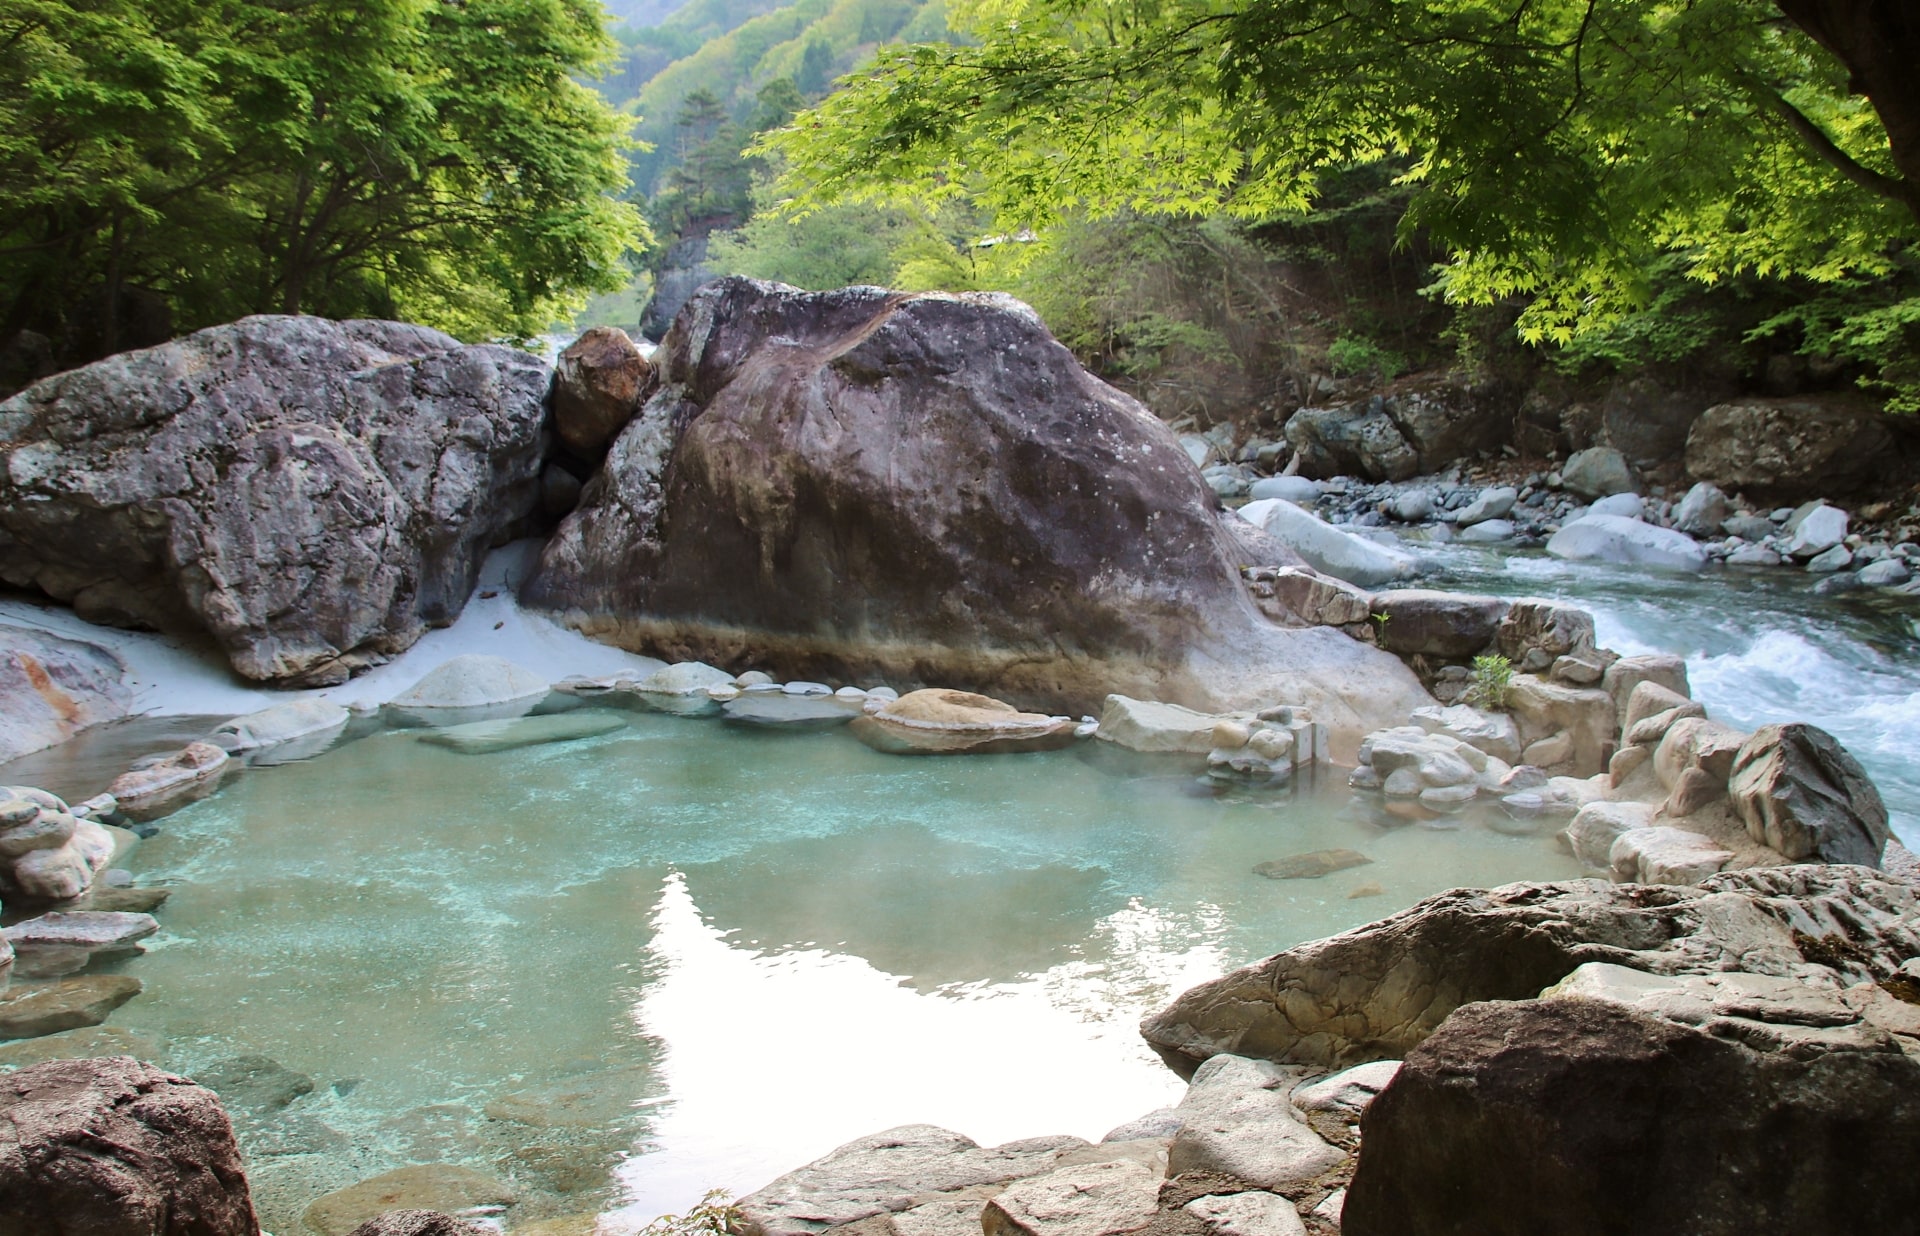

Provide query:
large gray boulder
left=1558, top=447, right=1637, bottom=499
left=0, top=625, right=130, bottom=763
left=525, top=279, right=1430, bottom=751
left=0, top=1055, right=259, bottom=1235
left=0, top=316, right=550, bottom=685
left=1685, top=395, right=1904, bottom=501
left=1283, top=381, right=1500, bottom=481
left=1139, top=866, right=1920, bottom=1074
left=1343, top=996, right=1920, bottom=1236
left=1238, top=499, right=1419, bottom=589
left=1546, top=514, right=1706, bottom=572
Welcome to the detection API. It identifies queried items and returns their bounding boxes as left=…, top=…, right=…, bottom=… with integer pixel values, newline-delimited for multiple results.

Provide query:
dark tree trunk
left=1776, top=0, right=1920, bottom=219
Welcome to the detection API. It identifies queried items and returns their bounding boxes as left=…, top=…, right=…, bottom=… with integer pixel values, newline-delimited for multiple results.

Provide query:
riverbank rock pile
left=0, top=786, right=116, bottom=903
left=1340, top=609, right=1890, bottom=888
left=738, top=857, right=1920, bottom=1235
left=0, top=315, right=551, bottom=685
left=524, top=278, right=1430, bottom=747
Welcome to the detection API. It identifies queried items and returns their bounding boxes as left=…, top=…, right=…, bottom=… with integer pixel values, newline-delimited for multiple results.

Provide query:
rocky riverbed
left=0, top=282, right=1915, bottom=1235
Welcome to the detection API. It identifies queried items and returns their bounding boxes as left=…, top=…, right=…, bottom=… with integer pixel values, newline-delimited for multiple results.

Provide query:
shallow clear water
left=1423, top=545, right=1920, bottom=847
left=109, top=712, right=1583, bottom=1231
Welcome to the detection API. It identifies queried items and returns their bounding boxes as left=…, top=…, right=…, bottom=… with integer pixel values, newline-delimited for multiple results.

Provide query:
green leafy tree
left=761, top=0, right=1920, bottom=386
left=2, top=0, right=646, bottom=351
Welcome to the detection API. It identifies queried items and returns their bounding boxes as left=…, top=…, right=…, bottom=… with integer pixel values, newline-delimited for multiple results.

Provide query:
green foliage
left=640, top=1190, right=742, bottom=1236
left=2, top=0, right=647, bottom=346
left=761, top=0, right=1918, bottom=372
left=1326, top=335, right=1406, bottom=383
left=708, top=194, right=917, bottom=287
left=1464, top=655, right=1515, bottom=711
left=620, top=0, right=944, bottom=198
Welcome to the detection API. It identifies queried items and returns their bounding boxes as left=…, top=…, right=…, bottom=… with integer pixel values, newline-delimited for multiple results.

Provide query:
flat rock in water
left=82, top=884, right=172, bottom=913
left=417, top=711, right=625, bottom=755
left=1254, top=849, right=1372, bottom=880
left=303, top=1166, right=515, bottom=1236
left=852, top=689, right=1077, bottom=755
left=4, top=910, right=159, bottom=950
left=722, top=693, right=855, bottom=729
left=0, top=975, right=142, bottom=1040
left=0, top=1024, right=164, bottom=1068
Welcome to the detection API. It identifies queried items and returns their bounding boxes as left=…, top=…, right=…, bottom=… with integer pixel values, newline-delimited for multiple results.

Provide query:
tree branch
left=1757, top=83, right=1918, bottom=213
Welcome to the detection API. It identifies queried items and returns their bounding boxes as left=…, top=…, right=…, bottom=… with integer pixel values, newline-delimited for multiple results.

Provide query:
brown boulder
left=0, top=316, right=549, bottom=685
left=1343, top=997, right=1920, bottom=1236
left=0, top=1055, right=259, bottom=1236
left=1138, top=866, right=1920, bottom=1075
left=1728, top=723, right=1889, bottom=865
left=1684, top=395, right=1904, bottom=501
left=1369, top=590, right=1508, bottom=659
left=525, top=279, right=1429, bottom=749
left=552, top=326, right=653, bottom=456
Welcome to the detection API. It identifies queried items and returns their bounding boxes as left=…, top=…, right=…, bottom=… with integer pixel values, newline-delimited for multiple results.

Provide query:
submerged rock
left=851, top=689, right=1077, bottom=755
left=0, top=1023, right=163, bottom=1068
left=347, top=1213, right=495, bottom=1236
left=1343, top=997, right=1920, bottom=1236
left=1254, top=850, right=1372, bottom=881
left=0, top=624, right=130, bottom=764
left=0, top=316, right=548, bottom=685
left=524, top=278, right=1428, bottom=753
left=722, top=693, right=856, bottom=729
left=0, top=1056, right=258, bottom=1236
left=0, top=974, right=142, bottom=1040
left=417, top=711, right=626, bottom=756
left=303, top=1166, right=515, bottom=1236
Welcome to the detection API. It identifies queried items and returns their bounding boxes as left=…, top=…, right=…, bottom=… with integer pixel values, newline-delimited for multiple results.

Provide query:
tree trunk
left=1775, top=0, right=1920, bottom=220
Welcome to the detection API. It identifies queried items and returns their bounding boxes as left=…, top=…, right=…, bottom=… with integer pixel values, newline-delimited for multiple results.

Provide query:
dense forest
left=5, top=0, right=1916, bottom=424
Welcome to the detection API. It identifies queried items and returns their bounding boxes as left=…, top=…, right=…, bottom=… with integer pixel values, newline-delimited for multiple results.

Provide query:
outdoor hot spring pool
left=53, top=712, right=1583, bottom=1232
left=7, top=539, right=1920, bottom=1234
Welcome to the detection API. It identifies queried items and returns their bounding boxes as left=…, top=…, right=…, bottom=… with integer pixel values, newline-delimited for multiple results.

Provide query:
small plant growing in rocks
left=641, top=1191, right=743, bottom=1236
left=1463, top=653, right=1515, bottom=710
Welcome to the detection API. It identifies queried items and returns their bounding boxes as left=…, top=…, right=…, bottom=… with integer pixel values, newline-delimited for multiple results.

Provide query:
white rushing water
left=1431, top=546, right=1920, bottom=847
